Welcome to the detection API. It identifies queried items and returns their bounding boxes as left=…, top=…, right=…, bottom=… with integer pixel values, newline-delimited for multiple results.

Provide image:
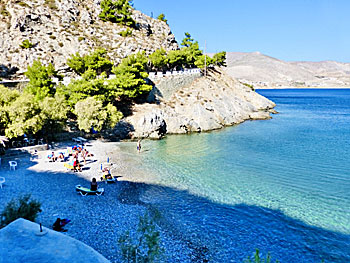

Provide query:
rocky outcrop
left=124, top=68, right=275, bottom=139
left=0, top=218, right=110, bottom=263
left=0, top=0, right=178, bottom=76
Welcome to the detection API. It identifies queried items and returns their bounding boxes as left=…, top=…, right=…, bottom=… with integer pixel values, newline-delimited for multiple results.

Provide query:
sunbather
left=91, top=177, right=98, bottom=191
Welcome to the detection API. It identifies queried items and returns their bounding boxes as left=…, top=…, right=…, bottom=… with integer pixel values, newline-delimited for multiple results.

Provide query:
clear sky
left=132, top=0, right=350, bottom=62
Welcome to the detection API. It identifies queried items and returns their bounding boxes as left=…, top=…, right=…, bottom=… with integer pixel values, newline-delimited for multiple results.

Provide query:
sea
left=121, top=89, right=350, bottom=262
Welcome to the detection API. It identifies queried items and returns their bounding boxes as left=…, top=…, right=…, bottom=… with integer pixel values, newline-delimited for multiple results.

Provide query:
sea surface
left=124, top=89, right=350, bottom=262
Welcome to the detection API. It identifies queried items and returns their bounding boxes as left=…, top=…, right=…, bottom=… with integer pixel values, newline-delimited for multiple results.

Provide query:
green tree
left=67, top=49, right=113, bottom=76
left=149, top=48, right=168, bottom=72
left=0, top=85, right=19, bottom=133
left=99, top=0, right=135, bottom=27
left=0, top=194, right=41, bottom=228
left=109, top=52, right=152, bottom=99
left=167, top=49, right=186, bottom=70
left=74, top=97, right=107, bottom=132
left=105, top=103, right=123, bottom=128
left=212, top=51, right=226, bottom=67
left=157, top=13, right=167, bottom=23
left=194, top=54, right=213, bottom=69
left=181, top=32, right=195, bottom=48
left=24, top=60, right=57, bottom=101
left=118, top=212, right=163, bottom=263
left=5, top=94, right=42, bottom=138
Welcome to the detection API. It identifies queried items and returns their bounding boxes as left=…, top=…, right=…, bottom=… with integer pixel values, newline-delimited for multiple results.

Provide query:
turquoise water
left=137, top=89, right=350, bottom=262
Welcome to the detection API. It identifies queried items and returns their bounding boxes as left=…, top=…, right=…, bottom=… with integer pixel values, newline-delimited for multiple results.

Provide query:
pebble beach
left=0, top=140, right=192, bottom=263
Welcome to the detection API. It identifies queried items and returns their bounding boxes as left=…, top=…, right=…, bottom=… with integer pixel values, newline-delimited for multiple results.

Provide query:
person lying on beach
left=91, top=177, right=98, bottom=191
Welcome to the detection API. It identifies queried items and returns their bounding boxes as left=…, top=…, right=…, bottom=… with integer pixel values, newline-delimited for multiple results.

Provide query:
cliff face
left=0, top=0, right=178, bottom=76
left=124, top=68, right=276, bottom=139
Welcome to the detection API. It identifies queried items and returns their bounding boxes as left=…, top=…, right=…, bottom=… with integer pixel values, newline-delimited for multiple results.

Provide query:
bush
left=245, top=249, right=279, bottom=263
left=0, top=194, right=42, bottom=228
left=118, top=28, right=132, bottom=37
left=118, top=212, right=164, bottom=262
left=99, top=0, right=135, bottom=27
left=20, top=39, right=33, bottom=49
left=157, top=13, right=167, bottom=24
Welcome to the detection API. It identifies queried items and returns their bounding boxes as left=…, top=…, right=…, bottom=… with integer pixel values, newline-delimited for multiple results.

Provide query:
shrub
left=58, top=42, right=64, bottom=47
left=245, top=249, right=280, bottom=263
left=118, top=212, right=164, bottom=262
left=118, top=28, right=132, bottom=37
left=99, top=0, right=135, bottom=27
left=157, top=13, right=167, bottom=24
left=78, top=36, right=85, bottom=42
left=20, top=39, right=33, bottom=49
left=0, top=194, right=41, bottom=228
left=49, top=35, right=56, bottom=40
left=67, top=49, right=113, bottom=75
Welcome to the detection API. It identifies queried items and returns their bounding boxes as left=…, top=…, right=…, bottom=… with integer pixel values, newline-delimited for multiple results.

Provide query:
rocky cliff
left=123, top=68, right=276, bottom=139
left=0, top=0, right=178, bottom=77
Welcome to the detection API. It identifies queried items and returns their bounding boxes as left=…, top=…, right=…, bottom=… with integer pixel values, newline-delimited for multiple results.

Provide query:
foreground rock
left=0, top=218, right=110, bottom=263
left=124, top=68, right=276, bottom=139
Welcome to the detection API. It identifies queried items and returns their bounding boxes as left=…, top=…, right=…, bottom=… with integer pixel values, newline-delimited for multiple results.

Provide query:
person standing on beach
left=137, top=139, right=141, bottom=153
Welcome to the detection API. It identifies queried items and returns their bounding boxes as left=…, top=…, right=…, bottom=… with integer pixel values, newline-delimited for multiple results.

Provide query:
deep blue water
left=136, top=89, right=350, bottom=262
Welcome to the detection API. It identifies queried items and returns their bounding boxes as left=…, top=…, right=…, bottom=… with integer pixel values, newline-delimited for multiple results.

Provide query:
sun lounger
left=101, top=174, right=118, bottom=184
left=0, top=177, right=5, bottom=189
left=75, top=185, right=104, bottom=196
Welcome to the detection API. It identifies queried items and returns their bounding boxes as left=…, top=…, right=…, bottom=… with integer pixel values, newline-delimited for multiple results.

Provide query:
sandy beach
left=0, top=139, right=192, bottom=263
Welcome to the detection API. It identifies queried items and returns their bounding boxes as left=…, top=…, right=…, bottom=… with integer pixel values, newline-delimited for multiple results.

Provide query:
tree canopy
left=99, top=0, right=135, bottom=27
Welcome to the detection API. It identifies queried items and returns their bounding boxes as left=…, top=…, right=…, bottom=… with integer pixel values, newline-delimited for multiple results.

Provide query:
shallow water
left=125, top=89, right=350, bottom=262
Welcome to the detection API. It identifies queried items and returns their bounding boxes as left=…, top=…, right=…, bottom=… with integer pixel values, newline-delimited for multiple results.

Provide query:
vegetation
left=118, top=212, right=163, bottom=262
left=157, top=13, right=167, bottom=24
left=67, top=49, right=113, bottom=75
left=245, top=249, right=279, bottom=263
left=20, top=39, right=33, bottom=49
left=99, top=0, right=135, bottom=27
left=119, top=28, right=132, bottom=37
left=0, top=194, right=42, bottom=228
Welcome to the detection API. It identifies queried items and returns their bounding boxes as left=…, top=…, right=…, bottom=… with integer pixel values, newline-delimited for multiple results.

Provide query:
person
left=102, top=167, right=112, bottom=180
left=53, top=218, right=70, bottom=232
left=91, top=177, right=98, bottom=191
left=48, top=152, right=57, bottom=162
left=137, top=139, right=141, bottom=153
left=73, top=158, right=82, bottom=172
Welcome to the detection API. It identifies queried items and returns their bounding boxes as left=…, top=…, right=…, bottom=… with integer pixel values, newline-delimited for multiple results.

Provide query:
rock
left=124, top=68, right=276, bottom=138
left=0, top=1, right=178, bottom=75
left=0, top=218, right=110, bottom=263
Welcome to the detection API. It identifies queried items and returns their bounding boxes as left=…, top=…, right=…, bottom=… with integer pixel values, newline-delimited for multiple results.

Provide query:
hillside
left=0, top=0, right=177, bottom=77
left=225, top=52, right=350, bottom=88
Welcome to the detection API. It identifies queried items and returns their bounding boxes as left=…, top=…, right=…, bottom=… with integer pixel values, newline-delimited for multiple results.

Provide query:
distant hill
left=225, top=52, right=350, bottom=88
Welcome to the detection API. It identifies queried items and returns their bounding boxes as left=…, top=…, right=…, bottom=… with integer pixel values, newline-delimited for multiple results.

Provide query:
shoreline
left=0, top=139, right=193, bottom=262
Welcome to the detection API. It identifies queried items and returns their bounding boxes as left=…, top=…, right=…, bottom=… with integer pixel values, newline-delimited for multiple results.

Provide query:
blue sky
left=133, top=0, right=350, bottom=62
